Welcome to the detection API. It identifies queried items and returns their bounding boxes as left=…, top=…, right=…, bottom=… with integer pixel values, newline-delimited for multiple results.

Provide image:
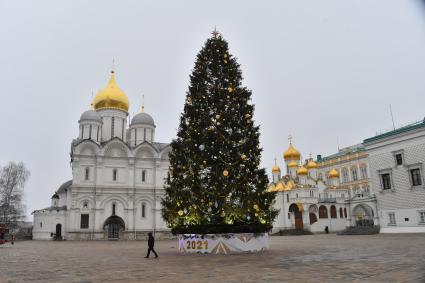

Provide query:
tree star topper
left=211, top=26, right=221, bottom=38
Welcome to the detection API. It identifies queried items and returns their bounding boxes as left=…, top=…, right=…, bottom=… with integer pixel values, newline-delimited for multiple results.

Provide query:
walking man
left=145, top=232, right=158, bottom=258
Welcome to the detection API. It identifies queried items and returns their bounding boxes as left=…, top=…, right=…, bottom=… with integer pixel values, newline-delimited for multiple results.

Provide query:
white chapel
left=32, top=70, right=171, bottom=240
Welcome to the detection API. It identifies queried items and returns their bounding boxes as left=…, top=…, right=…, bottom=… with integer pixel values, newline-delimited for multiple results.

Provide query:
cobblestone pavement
left=1, top=234, right=425, bottom=283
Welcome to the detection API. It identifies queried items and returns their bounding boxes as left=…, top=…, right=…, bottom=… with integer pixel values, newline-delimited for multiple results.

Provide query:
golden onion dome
left=267, top=184, right=276, bottom=192
left=283, top=143, right=301, bottom=160
left=285, top=180, right=295, bottom=191
left=297, top=166, right=308, bottom=175
left=288, top=160, right=298, bottom=168
left=307, top=159, right=318, bottom=169
left=92, top=71, right=129, bottom=112
left=272, top=165, right=281, bottom=173
left=329, top=168, right=340, bottom=178
left=276, top=182, right=285, bottom=191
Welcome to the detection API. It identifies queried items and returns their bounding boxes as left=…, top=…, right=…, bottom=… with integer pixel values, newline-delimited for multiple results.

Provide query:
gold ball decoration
left=223, top=170, right=229, bottom=177
left=241, top=154, right=247, bottom=160
left=253, top=204, right=259, bottom=211
left=216, top=122, right=221, bottom=126
left=215, top=114, right=220, bottom=119
left=224, top=59, right=228, bottom=64
left=245, top=113, right=251, bottom=119
left=178, top=210, right=184, bottom=216
left=227, top=87, right=233, bottom=93
left=260, top=219, right=266, bottom=224
left=224, top=53, right=228, bottom=58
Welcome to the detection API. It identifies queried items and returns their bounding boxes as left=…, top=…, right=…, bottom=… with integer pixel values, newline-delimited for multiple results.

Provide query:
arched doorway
left=309, top=205, right=318, bottom=225
left=55, top=224, right=62, bottom=240
left=289, top=203, right=303, bottom=230
left=352, top=205, right=374, bottom=226
left=103, top=216, right=125, bottom=240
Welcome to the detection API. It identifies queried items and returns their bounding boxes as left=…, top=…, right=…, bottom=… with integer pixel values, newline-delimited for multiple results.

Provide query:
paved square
left=1, top=234, right=424, bottom=283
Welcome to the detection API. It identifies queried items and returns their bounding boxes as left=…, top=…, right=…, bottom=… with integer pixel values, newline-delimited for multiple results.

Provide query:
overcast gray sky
left=1, top=0, right=425, bottom=219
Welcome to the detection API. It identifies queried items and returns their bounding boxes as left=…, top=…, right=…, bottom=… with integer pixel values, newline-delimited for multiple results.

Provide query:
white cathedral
left=32, top=71, right=171, bottom=240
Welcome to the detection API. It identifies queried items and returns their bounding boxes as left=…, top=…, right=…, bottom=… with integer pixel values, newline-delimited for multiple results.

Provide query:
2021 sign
left=185, top=239, right=209, bottom=251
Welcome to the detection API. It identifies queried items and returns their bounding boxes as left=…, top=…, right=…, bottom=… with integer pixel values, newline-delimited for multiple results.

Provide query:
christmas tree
left=162, top=30, right=277, bottom=234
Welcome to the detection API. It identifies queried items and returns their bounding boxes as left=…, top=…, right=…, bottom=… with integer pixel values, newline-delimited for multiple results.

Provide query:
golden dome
left=307, top=159, right=318, bottom=169
left=285, top=180, right=295, bottom=191
left=288, top=160, right=298, bottom=168
left=276, top=182, right=285, bottom=191
left=297, top=166, right=308, bottom=175
left=329, top=168, right=340, bottom=178
left=267, top=184, right=276, bottom=192
left=283, top=143, right=301, bottom=160
left=92, top=71, right=129, bottom=112
left=272, top=165, right=281, bottom=173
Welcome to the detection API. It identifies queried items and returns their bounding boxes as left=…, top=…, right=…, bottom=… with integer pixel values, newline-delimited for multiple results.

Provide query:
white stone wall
left=365, top=127, right=425, bottom=232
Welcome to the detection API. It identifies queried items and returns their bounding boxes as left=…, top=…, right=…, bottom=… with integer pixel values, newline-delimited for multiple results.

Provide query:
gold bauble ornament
left=223, top=170, right=229, bottom=177
left=227, top=87, right=233, bottom=93
left=224, top=60, right=227, bottom=64
left=253, top=204, right=259, bottom=211
left=245, top=113, right=251, bottom=119
left=216, top=114, right=220, bottom=119
left=241, top=154, right=247, bottom=160
left=178, top=210, right=184, bottom=216
left=224, top=53, right=228, bottom=58
left=216, top=122, right=221, bottom=126
left=260, top=219, right=266, bottom=224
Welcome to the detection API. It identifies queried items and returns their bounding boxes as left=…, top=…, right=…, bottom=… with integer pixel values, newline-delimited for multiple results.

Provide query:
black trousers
left=146, top=247, right=158, bottom=257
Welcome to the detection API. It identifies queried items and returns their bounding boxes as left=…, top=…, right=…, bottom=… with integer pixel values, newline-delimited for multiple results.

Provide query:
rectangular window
left=410, top=168, right=422, bottom=186
left=85, top=167, right=89, bottom=181
left=142, top=170, right=146, bottom=182
left=419, top=211, right=425, bottom=223
left=113, top=169, right=117, bottom=181
left=97, top=126, right=99, bottom=142
left=351, top=167, right=358, bottom=181
left=395, top=154, right=403, bottom=166
left=80, top=214, right=89, bottom=229
left=142, top=203, right=146, bottom=218
left=342, top=168, right=349, bottom=183
left=122, top=118, right=124, bottom=140
left=381, top=173, right=392, bottom=190
left=360, top=166, right=368, bottom=179
left=388, top=212, right=396, bottom=225
left=89, top=125, right=92, bottom=139
left=111, top=117, right=115, bottom=138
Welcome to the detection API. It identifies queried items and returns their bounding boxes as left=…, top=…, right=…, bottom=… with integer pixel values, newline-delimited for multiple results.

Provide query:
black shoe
left=155, top=256, right=158, bottom=258
left=145, top=256, right=149, bottom=258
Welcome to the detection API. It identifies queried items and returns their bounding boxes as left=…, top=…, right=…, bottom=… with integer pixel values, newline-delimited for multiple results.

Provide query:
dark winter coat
left=148, top=235, right=155, bottom=248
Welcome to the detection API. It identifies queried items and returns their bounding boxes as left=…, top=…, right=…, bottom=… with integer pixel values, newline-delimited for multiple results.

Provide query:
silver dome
left=131, top=112, right=155, bottom=126
left=80, top=110, right=101, bottom=122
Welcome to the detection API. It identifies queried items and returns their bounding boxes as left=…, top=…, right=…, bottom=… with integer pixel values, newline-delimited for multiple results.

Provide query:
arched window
left=339, top=207, right=343, bottom=218
left=344, top=208, right=347, bottom=218
left=319, top=205, right=328, bottom=219
left=85, top=167, right=90, bottom=180
left=113, top=169, right=117, bottom=181
left=141, top=203, right=146, bottom=218
left=40, top=222, right=42, bottom=228
left=112, top=203, right=116, bottom=215
left=330, top=205, right=337, bottom=218
left=142, top=170, right=146, bottom=182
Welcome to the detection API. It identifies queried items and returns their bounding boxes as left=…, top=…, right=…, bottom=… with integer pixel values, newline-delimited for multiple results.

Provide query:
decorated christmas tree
left=162, top=30, right=277, bottom=234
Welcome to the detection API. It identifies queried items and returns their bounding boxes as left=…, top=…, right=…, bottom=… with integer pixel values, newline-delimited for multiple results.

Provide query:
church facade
left=32, top=71, right=171, bottom=240
left=268, top=141, right=378, bottom=233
